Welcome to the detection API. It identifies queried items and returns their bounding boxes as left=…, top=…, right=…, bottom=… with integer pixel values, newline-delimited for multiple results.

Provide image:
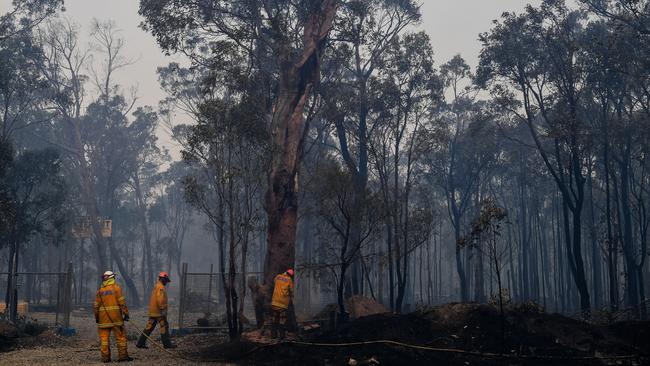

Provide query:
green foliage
left=139, top=0, right=335, bottom=62
left=0, top=141, right=15, bottom=236
left=0, top=26, right=50, bottom=142
left=0, top=0, right=64, bottom=42
left=463, top=198, right=507, bottom=249
left=0, top=145, right=68, bottom=250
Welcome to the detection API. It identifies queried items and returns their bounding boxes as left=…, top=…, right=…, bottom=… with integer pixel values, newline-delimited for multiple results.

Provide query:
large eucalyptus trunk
left=263, top=0, right=338, bottom=288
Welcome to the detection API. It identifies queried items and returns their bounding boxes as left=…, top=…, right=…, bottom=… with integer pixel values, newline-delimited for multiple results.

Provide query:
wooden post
left=178, top=262, right=188, bottom=331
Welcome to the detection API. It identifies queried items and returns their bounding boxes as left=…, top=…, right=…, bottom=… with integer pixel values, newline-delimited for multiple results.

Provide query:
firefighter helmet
left=159, top=272, right=171, bottom=282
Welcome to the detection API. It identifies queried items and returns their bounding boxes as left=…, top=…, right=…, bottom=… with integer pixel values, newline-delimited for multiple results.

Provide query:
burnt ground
left=194, top=303, right=649, bottom=366
left=2, top=304, right=648, bottom=365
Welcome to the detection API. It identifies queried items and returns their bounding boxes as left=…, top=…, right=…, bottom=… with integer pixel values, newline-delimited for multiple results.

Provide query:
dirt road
left=0, top=311, right=234, bottom=365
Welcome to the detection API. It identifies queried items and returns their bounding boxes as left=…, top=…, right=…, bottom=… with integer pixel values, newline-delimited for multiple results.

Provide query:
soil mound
left=345, top=296, right=388, bottom=319
left=314, top=296, right=388, bottom=321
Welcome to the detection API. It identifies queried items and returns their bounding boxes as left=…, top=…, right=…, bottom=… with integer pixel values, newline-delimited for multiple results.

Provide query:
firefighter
left=93, top=270, right=132, bottom=363
left=271, top=268, right=294, bottom=339
left=136, top=272, right=176, bottom=349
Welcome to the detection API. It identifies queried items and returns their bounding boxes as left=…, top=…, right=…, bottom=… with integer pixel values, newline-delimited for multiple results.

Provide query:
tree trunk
left=262, top=0, right=339, bottom=290
left=133, top=174, right=154, bottom=292
left=107, top=237, right=141, bottom=307
left=453, top=215, right=468, bottom=302
left=604, top=133, right=619, bottom=311
left=619, top=137, right=639, bottom=317
left=587, top=171, right=602, bottom=309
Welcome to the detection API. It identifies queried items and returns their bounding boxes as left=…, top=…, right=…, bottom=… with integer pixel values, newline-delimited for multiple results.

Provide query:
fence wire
left=0, top=267, right=73, bottom=327
left=177, top=263, right=262, bottom=330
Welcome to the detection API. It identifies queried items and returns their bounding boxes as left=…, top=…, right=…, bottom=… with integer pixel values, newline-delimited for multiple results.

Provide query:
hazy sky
left=1, top=0, right=545, bottom=153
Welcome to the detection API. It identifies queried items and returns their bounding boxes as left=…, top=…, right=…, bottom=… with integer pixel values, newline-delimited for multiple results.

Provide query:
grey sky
left=1, top=0, right=544, bottom=153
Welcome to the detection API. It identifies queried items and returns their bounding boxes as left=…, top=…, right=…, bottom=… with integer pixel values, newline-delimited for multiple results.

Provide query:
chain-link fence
left=177, top=263, right=262, bottom=331
left=0, top=263, right=73, bottom=327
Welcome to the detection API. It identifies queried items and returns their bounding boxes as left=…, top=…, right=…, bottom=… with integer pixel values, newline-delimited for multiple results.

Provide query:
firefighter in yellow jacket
left=136, top=272, right=176, bottom=349
left=271, top=268, right=294, bottom=339
left=93, top=271, right=132, bottom=363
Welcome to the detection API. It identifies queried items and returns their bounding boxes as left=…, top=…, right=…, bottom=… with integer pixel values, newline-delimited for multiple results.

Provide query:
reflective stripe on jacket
left=271, top=273, right=293, bottom=309
left=93, top=278, right=128, bottom=328
left=148, top=280, right=168, bottom=317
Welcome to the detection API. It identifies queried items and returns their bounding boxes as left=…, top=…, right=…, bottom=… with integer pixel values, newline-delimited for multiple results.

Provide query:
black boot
left=278, top=326, right=286, bottom=340
left=271, top=324, right=278, bottom=339
left=136, top=334, right=148, bottom=349
left=161, top=333, right=177, bottom=349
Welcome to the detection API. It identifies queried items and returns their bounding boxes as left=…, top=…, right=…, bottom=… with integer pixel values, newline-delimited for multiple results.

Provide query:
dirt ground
left=0, top=310, right=235, bottom=365
left=2, top=304, right=649, bottom=366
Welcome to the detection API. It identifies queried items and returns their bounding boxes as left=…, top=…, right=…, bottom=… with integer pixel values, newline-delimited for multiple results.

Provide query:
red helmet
left=286, top=268, right=295, bottom=277
left=159, top=272, right=171, bottom=281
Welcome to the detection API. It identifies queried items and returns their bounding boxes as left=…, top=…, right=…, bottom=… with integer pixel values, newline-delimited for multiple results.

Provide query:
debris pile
left=0, top=320, right=19, bottom=350
left=0, top=318, right=61, bottom=352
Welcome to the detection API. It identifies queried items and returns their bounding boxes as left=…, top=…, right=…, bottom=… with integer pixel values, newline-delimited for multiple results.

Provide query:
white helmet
left=103, top=270, right=115, bottom=279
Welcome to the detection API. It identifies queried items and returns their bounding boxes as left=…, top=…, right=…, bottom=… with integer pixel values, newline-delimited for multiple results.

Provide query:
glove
left=123, top=314, right=130, bottom=322
left=95, top=315, right=99, bottom=324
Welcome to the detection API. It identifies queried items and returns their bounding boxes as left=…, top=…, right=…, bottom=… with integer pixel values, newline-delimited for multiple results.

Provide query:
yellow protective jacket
left=148, top=280, right=168, bottom=317
left=271, top=273, right=293, bottom=309
left=93, top=278, right=128, bottom=328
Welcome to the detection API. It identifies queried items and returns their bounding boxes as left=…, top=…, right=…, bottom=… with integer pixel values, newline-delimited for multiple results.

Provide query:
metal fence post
left=9, top=250, right=18, bottom=324
left=178, top=262, right=188, bottom=332
left=207, top=264, right=213, bottom=314
left=63, top=262, right=73, bottom=328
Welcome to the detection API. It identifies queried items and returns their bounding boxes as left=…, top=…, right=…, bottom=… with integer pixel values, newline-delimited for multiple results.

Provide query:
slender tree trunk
left=587, top=171, right=602, bottom=309
left=134, top=174, right=154, bottom=292
left=604, top=139, right=619, bottom=311
left=453, top=214, right=468, bottom=302
left=387, top=225, right=395, bottom=310
left=107, top=237, right=140, bottom=306
left=619, top=138, right=640, bottom=317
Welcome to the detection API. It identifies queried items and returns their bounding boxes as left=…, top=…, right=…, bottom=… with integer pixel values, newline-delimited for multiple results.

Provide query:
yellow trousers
left=98, top=326, right=128, bottom=361
left=144, top=316, right=169, bottom=335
